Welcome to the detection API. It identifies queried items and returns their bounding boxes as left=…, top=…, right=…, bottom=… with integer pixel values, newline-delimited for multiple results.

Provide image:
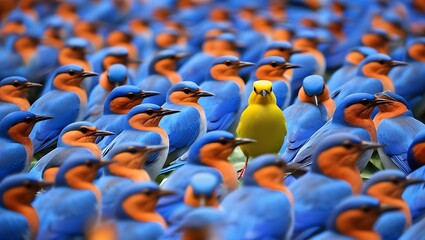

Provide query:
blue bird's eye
left=127, top=92, right=135, bottom=99
left=378, top=60, right=385, bottom=65
left=127, top=147, right=137, bottom=154
left=361, top=206, right=372, bottom=213
left=86, top=162, right=93, bottom=167
left=359, top=99, right=370, bottom=105
left=68, top=70, right=75, bottom=76
left=12, top=81, right=20, bottom=87
left=183, top=88, right=191, bottom=94
left=391, top=178, right=401, bottom=184
left=224, top=60, right=232, bottom=66
left=271, top=62, right=277, bottom=67
left=25, top=117, right=33, bottom=123
left=146, top=110, right=154, bottom=115
left=80, top=127, right=88, bottom=134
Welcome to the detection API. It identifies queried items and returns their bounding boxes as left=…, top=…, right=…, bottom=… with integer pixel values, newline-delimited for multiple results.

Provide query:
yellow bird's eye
left=254, top=87, right=257, bottom=92
left=270, top=87, right=273, bottom=92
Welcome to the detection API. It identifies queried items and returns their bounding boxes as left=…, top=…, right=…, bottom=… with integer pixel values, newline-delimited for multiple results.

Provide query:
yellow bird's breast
left=237, top=104, right=287, bottom=157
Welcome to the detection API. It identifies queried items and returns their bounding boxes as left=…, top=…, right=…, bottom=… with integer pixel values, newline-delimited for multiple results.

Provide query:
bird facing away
left=0, top=111, right=51, bottom=180
left=289, top=133, right=382, bottom=237
left=311, top=196, right=399, bottom=240
left=0, top=174, right=52, bottom=239
left=34, top=153, right=111, bottom=239
left=29, top=64, right=98, bottom=153
left=221, top=154, right=294, bottom=240
left=177, top=207, right=226, bottom=240
left=0, top=76, right=42, bottom=120
left=113, top=182, right=175, bottom=240
left=237, top=80, right=286, bottom=178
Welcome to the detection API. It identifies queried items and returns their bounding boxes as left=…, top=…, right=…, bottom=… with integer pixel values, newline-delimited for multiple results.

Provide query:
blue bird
left=221, top=154, right=294, bottom=240
left=96, top=143, right=166, bottom=218
left=311, top=196, right=399, bottom=240
left=392, top=38, right=425, bottom=112
left=362, top=170, right=423, bottom=240
left=34, top=153, right=110, bottom=239
left=332, top=53, right=407, bottom=106
left=162, top=171, right=222, bottom=239
left=177, top=207, right=226, bottom=240
left=157, top=131, right=254, bottom=220
left=327, top=46, right=379, bottom=92
left=289, top=133, right=382, bottom=238
left=83, top=64, right=128, bottom=122
left=373, top=91, right=425, bottom=173
left=198, top=56, right=253, bottom=131
left=243, top=56, right=300, bottom=110
left=0, top=76, right=42, bottom=120
left=112, top=182, right=175, bottom=240
left=0, top=111, right=51, bottom=180
left=137, top=49, right=187, bottom=105
left=361, top=28, right=392, bottom=56
left=400, top=216, right=425, bottom=240
left=289, top=93, right=386, bottom=170
left=95, top=86, right=159, bottom=147
left=0, top=174, right=52, bottom=239
left=102, top=104, right=179, bottom=179
left=29, top=122, right=114, bottom=181
left=29, top=64, right=98, bottom=153
left=402, top=130, right=425, bottom=222
left=281, top=75, right=334, bottom=159
left=159, top=82, right=214, bottom=166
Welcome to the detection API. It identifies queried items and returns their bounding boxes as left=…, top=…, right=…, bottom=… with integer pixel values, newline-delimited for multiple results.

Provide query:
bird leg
left=237, top=156, right=250, bottom=179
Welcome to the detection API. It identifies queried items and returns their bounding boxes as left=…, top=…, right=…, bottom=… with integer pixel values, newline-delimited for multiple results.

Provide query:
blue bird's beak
left=233, top=138, right=256, bottom=146
left=98, top=161, right=115, bottom=167
left=378, top=203, right=400, bottom=214
left=81, top=71, right=99, bottom=78
left=23, top=82, right=43, bottom=88
left=236, top=61, right=254, bottom=68
left=145, top=145, right=168, bottom=153
left=282, top=63, right=301, bottom=69
left=291, top=49, right=304, bottom=54
left=91, top=130, right=115, bottom=136
left=359, top=141, right=383, bottom=151
left=126, top=58, right=142, bottom=64
left=33, top=180, right=54, bottom=189
left=403, top=178, right=425, bottom=187
left=35, top=115, right=53, bottom=122
left=158, top=189, right=176, bottom=197
left=158, top=109, right=180, bottom=116
left=195, top=91, right=215, bottom=97
left=140, top=90, right=160, bottom=98
left=175, top=52, right=189, bottom=59
left=389, top=60, right=407, bottom=67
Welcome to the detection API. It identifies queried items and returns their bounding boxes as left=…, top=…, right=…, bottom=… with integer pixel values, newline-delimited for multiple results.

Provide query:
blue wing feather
left=0, top=143, right=27, bottom=180
left=0, top=208, right=31, bottom=240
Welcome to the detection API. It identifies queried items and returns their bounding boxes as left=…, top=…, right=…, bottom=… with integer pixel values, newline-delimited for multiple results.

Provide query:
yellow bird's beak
left=260, top=90, right=268, bottom=97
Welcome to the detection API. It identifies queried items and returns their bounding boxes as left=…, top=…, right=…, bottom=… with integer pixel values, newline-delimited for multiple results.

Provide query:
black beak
left=81, top=71, right=99, bottom=78
left=285, top=163, right=308, bottom=178
left=23, top=82, right=43, bottom=88
left=237, top=61, right=254, bottom=68
left=195, top=91, right=215, bottom=97
left=233, top=138, right=256, bottom=146
left=291, top=49, right=304, bottom=54
left=378, top=203, right=400, bottom=214
left=389, top=60, right=407, bottom=67
left=158, top=189, right=176, bottom=197
left=140, top=91, right=160, bottom=98
left=359, top=141, right=383, bottom=151
left=145, top=145, right=168, bottom=153
left=126, top=58, right=142, bottom=64
left=98, top=161, right=115, bottom=167
left=260, top=89, right=268, bottom=97
left=34, top=181, right=54, bottom=189
left=282, top=63, right=301, bottom=69
left=91, top=130, right=115, bottom=136
left=175, top=52, right=189, bottom=59
left=403, top=178, right=425, bottom=187
left=34, top=115, right=53, bottom=122
left=158, top=109, right=180, bottom=116
left=374, top=97, right=394, bottom=106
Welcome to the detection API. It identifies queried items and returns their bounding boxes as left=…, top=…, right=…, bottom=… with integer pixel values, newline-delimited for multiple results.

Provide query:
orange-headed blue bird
left=34, top=153, right=110, bottom=239
left=289, top=133, right=382, bottom=238
left=0, top=76, right=42, bottom=120
left=0, top=174, right=52, bottom=239
left=363, top=170, right=424, bottom=240
left=29, top=64, right=98, bottom=153
left=96, top=143, right=166, bottom=218
left=311, top=196, right=399, bottom=240
left=361, top=28, right=391, bottom=55
left=373, top=91, right=425, bottom=173
left=0, top=111, right=51, bottom=180
left=221, top=154, right=294, bottom=240
left=198, top=56, right=253, bottom=131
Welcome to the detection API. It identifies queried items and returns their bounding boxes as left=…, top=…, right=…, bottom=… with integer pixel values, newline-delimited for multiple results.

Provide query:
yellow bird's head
left=248, top=80, right=277, bottom=105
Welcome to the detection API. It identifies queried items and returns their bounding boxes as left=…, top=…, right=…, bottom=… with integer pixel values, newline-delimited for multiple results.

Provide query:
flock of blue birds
left=1, top=0, right=425, bottom=239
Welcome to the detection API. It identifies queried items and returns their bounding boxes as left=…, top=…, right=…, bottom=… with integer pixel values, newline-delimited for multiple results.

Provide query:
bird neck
left=344, top=116, right=377, bottom=142
left=181, top=229, right=209, bottom=240
left=9, top=204, right=39, bottom=238
left=179, top=101, right=205, bottom=118
left=53, top=82, right=87, bottom=106
left=156, top=69, right=181, bottom=85
left=0, top=91, right=30, bottom=110
left=184, top=187, right=220, bottom=208
left=129, top=211, right=167, bottom=229
left=344, top=229, right=381, bottom=240
left=372, top=194, right=411, bottom=227
left=17, top=48, right=36, bottom=65
left=373, top=105, right=409, bottom=128
left=129, top=122, right=168, bottom=143
left=202, top=159, right=238, bottom=191
left=322, top=166, right=362, bottom=194
left=366, top=72, right=394, bottom=92
left=107, top=165, right=150, bottom=182
left=69, top=143, right=102, bottom=159
left=210, top=73, right=245, bottom=92
left=69, top=180, right=101, bottom=203
left=256, top=70, right=288, bottom=82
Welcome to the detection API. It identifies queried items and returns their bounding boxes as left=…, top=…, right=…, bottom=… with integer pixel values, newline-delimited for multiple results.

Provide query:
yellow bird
left=236, top=80, right=287, bottom=177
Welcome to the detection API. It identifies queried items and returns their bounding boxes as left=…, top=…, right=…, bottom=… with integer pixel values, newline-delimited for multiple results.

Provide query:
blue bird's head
left=107, top=27, right=133, bottom=46
left=357, top=53, right=407, bottom=77
left=264, top=41, right=299, bottom=59
left=344, top=46, right=378, bottom=65
left=177, top=207, right=226, bottom=235
left=406, top=37, right=425, bottom=62
left=52, top=64, right=98, bottom=90
left=332, top=93, right=380, bottom=126
left=184, top=171, right=223, bottom=207
left=272, top=24, right=295, bottom=41
left=362, top=169, right=423, bottom=198
left=209, top=56, right=253, bottom=80
left=188, top=131, right=255, bottom=166
left=243, top=154, right=289, bottom=190
left=115, top=182, right=174, bottom=220
left=255, top=56, right=300, bottom=79
left=0, top=76, right=42, bottom=103
left=103, top=85, right=159, bottom=114
left=293, top=30, right=321, bottom=50
left=57, top=121, right=114, bottom=148
left=0, top=173, right=52, bottom=208
left=11, top=34, right=39, bottom=53
left=104, top=142, right=167, bottom=177
left=148, top=49, right=187, bottom=75
left=55, top=153, right=109, bottom=188
left=106, top=64, right=128, bottom=84
left=127, top=104, right=180, bottom=128
left=0, top=111, right=52, bottom=140
left=407, top=130, right=425, bottom=171
left=328, top=196, right=399, bottom=236
left=374, top=91, right=411, bottom=114
left=102, top=46, right=140, bottom=71
left=166, top=81, right=214, bottom=104
left=64, top=37, right=89, bottom=50
left=0, top=76, right=41, bottom=89
left=311, top=133, right=382, bottom=193
left=154, top=28, right=180, bottom=49
left=213, top=33, right=241, bottom=55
